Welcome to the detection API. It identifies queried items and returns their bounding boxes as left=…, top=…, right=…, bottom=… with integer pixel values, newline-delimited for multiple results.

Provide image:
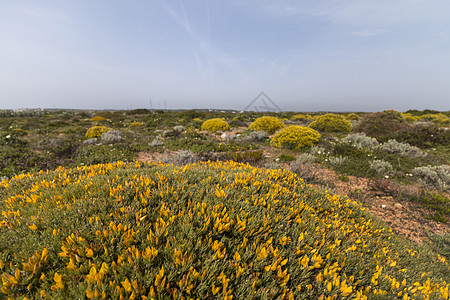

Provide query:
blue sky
left=1, top=0, right=449, bottom=111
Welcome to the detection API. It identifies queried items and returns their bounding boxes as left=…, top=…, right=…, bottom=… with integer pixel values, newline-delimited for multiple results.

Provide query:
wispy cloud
left=352, top=28, right=384, bottom=37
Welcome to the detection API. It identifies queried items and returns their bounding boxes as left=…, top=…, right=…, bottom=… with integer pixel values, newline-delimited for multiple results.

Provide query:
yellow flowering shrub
left=85, top=126, right=111, bottom=138
left=290, top=114, right=312, bottom=122
left=309, top=113, right=353, bottom=133
left=129, top=122, right=143, bottom=128
left=90, top=116, right=106, bottom=122
left=201, top=118, right=230, bottom=132
left=248, top=116, right=285, bottom=134
left=346, top=113, right=360, bottom=120
left=270, top=125, right=321, bottom=149
left=0, top=161, right=448, bottom=299
left=420, top=113, right=449, bottom=125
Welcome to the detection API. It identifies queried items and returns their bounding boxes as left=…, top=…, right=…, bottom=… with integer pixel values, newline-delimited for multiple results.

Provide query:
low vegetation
left=0, top=108, right=449, bottom=299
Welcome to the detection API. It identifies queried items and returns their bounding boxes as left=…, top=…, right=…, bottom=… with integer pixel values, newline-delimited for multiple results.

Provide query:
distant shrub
left=420, top=113, right=449, bottom=125
left=278, top=154, right=296, bottom=162
left=249, top=131, right=269, bottom=141
left=296, top=153, right=316, bottom=165
left=83, top=138, right=97, bottom=145
left=90, top=116, right=106, bottom=122
left=380, top=139, right=425, bottom=158
left=100, top=130, right=123, bottom=144
left=201, top=118, right=230, bottom=132
left=309, top=114, right=352, bottom=133
left=342, top=133, right=379, bottom=149
left=328, top=155, right=348, bottom=166
left=271, top=125, right=321, bottom=150
left=165, top=150, right=197, bottom=166
left=248, top=116, right=285, bottom=134
left=173, top=125, right=186, bottom=133
left=129, top=122, right=143, bottom=128
left=370, top=160, right=395, bottom=177
left=12, top=128, right=28, bottom=136
left=346, top=113, right=360, bottom=120
left=401, top=113, right=420, bottom=123
left=85, top=126, right=111, bottom=139
left=355, top=110, right=409, bottom=141
left=394, top=125, right=450, bottom=148
left=290, top=114, right=312, bottom=122
left=229, top=117, right=246, bottom=128
left=412, top=165, right=450, bottom=191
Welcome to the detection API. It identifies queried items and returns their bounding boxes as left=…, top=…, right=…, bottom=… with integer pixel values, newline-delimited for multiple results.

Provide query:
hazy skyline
left=1, top=0, right=449, bottom=111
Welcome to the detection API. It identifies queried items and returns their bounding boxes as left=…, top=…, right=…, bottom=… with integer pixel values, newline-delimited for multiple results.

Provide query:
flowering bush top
left=309, top=114, right=353, bottom=133
left=248, top=116, right=285, bottom=134
left=85, top=126, right=111, bottom=139
left=201, top=118, right=230, bottom=132
left=0, top=161, right=448, bottom=299
left=271, top=125, right=321, bottom=150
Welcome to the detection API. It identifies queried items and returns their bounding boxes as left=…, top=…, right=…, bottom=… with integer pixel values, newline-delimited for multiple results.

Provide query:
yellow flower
left=28, top=224, right=38, bottom=230
left=121, top=278, right=132, bottom=292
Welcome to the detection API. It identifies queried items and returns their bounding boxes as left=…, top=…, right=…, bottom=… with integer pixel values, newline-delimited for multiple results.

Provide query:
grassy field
left=0, top=108, right=449, bottom=299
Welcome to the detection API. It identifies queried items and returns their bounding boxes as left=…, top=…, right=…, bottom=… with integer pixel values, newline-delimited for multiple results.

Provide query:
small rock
left=381, top=204, right=386, bottom=208
left=394, top=203, right=403, bottom=209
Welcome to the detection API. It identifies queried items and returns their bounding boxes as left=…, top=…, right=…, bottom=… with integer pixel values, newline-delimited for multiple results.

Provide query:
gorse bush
left=379, top=139, right=425, bottom=158
left=346, top=113, right=360, bottom=120
left=342, top=133, right=379, bottom=149
left=0, top=161, right=448, bottom=299
left=85, top=126, right=111, bottom=139
left=201, top=118, right=230, bottom=132
left=309, top=114, right=353, bottom=133
left=290, top=114, right=312, bottom=122
left=248, top=116, right=285, bottom=134
left=90, top=116, right=106, bottom=122
left=270, top=126, right=321, bottom=150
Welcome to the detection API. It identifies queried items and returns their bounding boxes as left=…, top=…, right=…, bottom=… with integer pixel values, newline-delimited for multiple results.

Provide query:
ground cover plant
left=0, top=108, right=449, bottom=299
left=0, top=161, right=449, bottom=299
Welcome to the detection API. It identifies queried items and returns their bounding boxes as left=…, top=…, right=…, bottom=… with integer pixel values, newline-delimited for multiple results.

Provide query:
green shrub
left=201, top=118, right=230, bottom=132
left=342, top=133, right=379, bottom=149
left=355, top=110, right=409, bottom=141
left=309, top=114, right=352, bottom=133
left=394, top=125, right=450, bottom=148
left=369, top=159, right=395, bottom=177
left=248, top=116, right=285, bottom=134
left=270, top=125, right=321, bottom=150
left=85, top=126, right=112, bottom=138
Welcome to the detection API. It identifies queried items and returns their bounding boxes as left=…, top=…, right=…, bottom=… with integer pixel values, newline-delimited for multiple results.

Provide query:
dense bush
left=412, top=165, right=450, bottom=191
left=346, top=113, right=360, bottom=120
left=355, top=110, right=409, bottom=141
left=90, top=116, right=106, bottom=122
left=309, top=114, right=352, bottom=133
left=270, top=126, right=321, bottom=150
left=201, top=118, right=230, bottom=132
left=290, top=114, right=312, bottom=122
left=379, top=140, right=425, bottom=158
left=394, top=125, right=450, bottom=148
left=1, top=161, right=448, bottom=299
left=369, top=159, right=395, bottom=177
left=248, top=116, right=285, bottom=134
left=100, top=130, right=123, bottom=144
left=85, top=126, right=111, bottom=139
left=342, top=133, right=379, bottom=149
